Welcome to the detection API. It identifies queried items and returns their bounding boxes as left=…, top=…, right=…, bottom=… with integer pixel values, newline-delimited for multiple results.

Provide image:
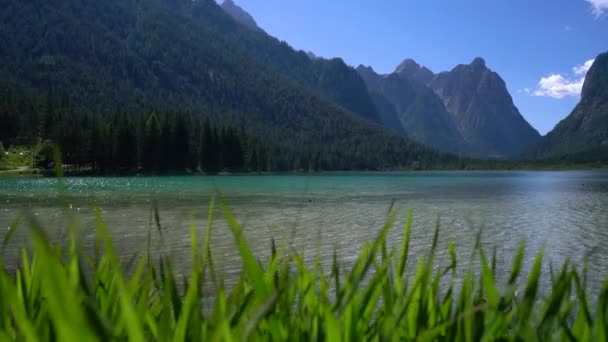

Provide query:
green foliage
left=1, top=203, right=607, bottom=340
left=0, top=145, right=32, bottom=170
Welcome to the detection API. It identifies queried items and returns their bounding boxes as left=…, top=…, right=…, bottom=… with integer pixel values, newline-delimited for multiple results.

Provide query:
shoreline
left=1, top=167, right=608, bottom=178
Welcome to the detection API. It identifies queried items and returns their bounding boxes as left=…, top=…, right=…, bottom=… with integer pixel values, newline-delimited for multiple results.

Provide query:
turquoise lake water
left=1, top=171, right=608, bottom=292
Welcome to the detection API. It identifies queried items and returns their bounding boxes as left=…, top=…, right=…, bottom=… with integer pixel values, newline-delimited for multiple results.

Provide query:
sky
left=226, top=0, right=608, bottom=135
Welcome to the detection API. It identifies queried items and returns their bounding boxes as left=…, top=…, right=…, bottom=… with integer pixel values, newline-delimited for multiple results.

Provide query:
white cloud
left=518, top=88, right=531, bottom=94
left=532, top=59, right=595, bottom=99
left=586, top=0, right=608, bottom=16
left=573, top=59, right=595, bottom=75
left=534, top=75, right=585, bottom=99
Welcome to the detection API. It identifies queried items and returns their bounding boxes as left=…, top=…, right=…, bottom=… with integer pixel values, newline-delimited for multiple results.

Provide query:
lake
left=1, top=171, right=608, bottom=293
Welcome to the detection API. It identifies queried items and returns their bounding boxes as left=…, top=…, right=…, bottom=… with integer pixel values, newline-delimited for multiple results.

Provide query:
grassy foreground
left=0, top=198, right=606, bottom=341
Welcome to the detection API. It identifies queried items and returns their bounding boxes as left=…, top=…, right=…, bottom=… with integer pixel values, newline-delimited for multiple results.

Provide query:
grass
left=0, top=198, right=606, bottom=341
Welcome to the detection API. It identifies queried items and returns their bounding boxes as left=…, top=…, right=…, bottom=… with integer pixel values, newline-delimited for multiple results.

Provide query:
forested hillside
left=0, top=0, right=464, bottom=172
left=210, top=0, right=382, bottom=125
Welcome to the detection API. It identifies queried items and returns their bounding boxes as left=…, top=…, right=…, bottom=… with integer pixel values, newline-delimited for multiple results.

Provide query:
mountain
left=220, top=0, right=264, bottom=32
left=358, top=57, right=541, bottom=157
left=356, top=65, right=465, bottom=153
left=200, top=0, right=383, bottom=125
left=429, top=58, right=541, bottom=157
left=0, top=0, right=459, bottom=171
left=531, top=52, right=608, bottom=157
left=394, top=59, right=435, bottom=85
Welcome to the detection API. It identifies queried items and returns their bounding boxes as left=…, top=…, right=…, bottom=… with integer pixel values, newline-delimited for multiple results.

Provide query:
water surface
left=1, top=171, right=608, bottom=293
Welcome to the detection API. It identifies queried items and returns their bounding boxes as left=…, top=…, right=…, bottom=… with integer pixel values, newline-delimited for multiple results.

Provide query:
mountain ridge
left=357, top=57, right=541, bottom=157
left=218, top=1, right=542, bottom=159
left=356, top=64, right=466, bottom=153
left=429, top=57, right=541, bottom=157
left=214, top=0, right=383, bottom=125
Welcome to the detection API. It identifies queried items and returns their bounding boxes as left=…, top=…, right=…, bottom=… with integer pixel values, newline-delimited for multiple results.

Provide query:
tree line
left=2, top=86, right=519, bottom=173
left=0, top=87, right=274, bottom=174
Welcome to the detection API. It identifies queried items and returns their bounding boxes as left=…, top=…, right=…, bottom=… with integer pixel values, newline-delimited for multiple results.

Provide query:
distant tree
left=188, top=119, right=201, bottom=171
left=265, top=147, right=272, bottom=172
left=143, top=112, right=162, bottom=171
left=256, top=143, right=266, bottom=173
left=43, top=88, right=58, bottom=141
left=89, top=117, right=102, bottom=172
left=200, top=119, right=214, bottom=172
left=35, top=140, right=55, bottom=169
left=0, top=142, right=5, bottom=164
left=115, top=119, right=137, bottom=170
left=160, top=115, right=173, bottom=172
left=309, top=148, right=321, bottom=172
left=221, top=126, right=243, bottom=171
left=172, top=113, right=190, bottom=171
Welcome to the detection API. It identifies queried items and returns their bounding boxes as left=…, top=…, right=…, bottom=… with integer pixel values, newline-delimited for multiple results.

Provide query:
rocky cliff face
left=531, top=52, right=608, bottom=157
left=359, top=57, right=540, bottom=157
left=356, top=65, right=465, bottom=153
left=430, top=58, right=540, bottom=157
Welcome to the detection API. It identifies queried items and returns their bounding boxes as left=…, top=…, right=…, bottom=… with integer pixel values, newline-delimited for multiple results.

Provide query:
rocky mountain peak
left=395, top=58, right=420, bottom=70
left=393, top=58, right=435, bottom=85
left=470, top=57, right=486, bottom=69
left=429, top=57, right=540, bottom=157
left=356, top=64, right=376, bottom=75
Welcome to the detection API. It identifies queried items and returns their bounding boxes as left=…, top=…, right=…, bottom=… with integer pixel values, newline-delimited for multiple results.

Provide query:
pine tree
left=43, top=88, right=58, bottom=141
left=309, top=148, right=321, bottom=172
left=0, top=141, right=5, bottom=165
left=116, top=119, right=137, bottom=170
left=200, top=119, right=213, bottom=172
left=143, top=112, right=162, bottom=172
left=172, top=113, right=190, bottom=171
left=186, top=119, right=200, bottom=171
left=249, top=142, right=258, bottom=173
left=160, top=115, right=172, bottom=172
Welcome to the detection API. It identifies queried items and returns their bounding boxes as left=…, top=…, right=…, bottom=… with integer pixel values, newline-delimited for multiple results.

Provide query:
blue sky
left=227, top=0, right=608, bottom=135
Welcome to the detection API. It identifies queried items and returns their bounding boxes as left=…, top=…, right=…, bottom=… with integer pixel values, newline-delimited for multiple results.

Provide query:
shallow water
left=1, top=171, right=608, bottom=293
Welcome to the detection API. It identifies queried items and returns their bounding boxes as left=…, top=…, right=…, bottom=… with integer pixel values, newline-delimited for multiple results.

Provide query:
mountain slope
left=221, top=0, right=264, bottom=32
left=430, top=58, right=540, bottom=157
left=531, top=52, right=608, bottom=157
left=0, top=0, right=457, bottom=170
left=356, top=65, right=466, bottom=153
left=209, top=0, right=382, bottom=125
